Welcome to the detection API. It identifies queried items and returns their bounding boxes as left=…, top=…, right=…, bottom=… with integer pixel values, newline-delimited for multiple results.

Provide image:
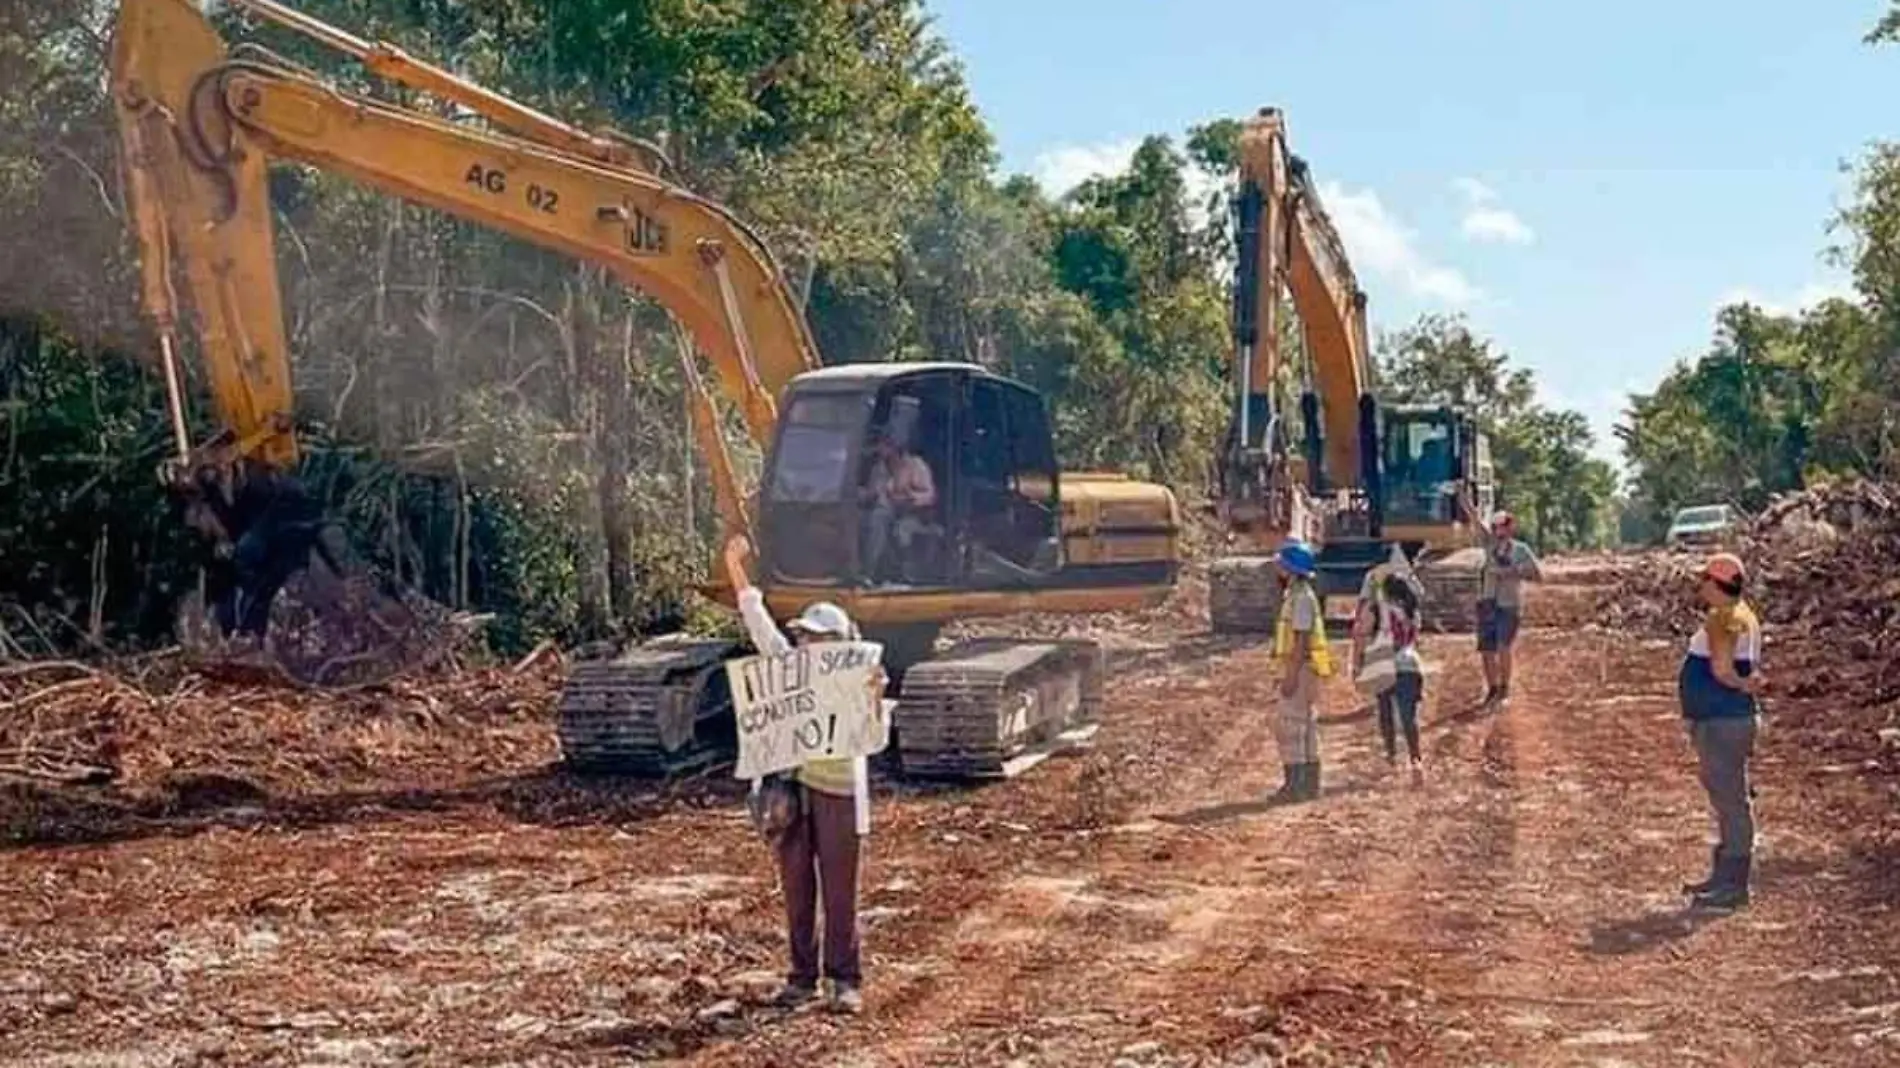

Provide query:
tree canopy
left=0, top=1, right=1687, bottom=657
left=1617, top=90, right=1900, bottom=536
left=1376, top=315, right=1617, bottom=550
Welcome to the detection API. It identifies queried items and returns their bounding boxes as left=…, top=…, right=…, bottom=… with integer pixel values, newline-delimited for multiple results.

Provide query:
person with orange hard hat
left=1677, top=551, right=1765, bottom=910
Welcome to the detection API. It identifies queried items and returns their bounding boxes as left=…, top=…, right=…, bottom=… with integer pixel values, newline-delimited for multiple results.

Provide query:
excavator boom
left=116, top=0, right=817, bottom=460
left=1231, top=109, right=1373, bottom=498
left=112, top=0, right=822, bottom=685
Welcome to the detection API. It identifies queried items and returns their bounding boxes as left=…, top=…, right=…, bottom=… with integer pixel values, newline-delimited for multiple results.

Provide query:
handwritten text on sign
left=728, top=641, right=889, bottom=780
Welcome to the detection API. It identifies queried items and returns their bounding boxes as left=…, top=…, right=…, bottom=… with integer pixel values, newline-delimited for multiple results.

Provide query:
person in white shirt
left=861, top=431, right=936, bottom=582
left=725, top=537, right=877, bottom=1015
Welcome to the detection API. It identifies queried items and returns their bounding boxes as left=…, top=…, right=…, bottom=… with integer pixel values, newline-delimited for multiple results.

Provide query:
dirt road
left=3, top=565, right=1896, bottom=1066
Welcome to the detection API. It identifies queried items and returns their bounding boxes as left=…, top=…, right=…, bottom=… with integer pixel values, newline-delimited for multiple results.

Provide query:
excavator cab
left=1377, top=404, right=1493, bottom=548
left=757, top=363, right=1062, bottom=591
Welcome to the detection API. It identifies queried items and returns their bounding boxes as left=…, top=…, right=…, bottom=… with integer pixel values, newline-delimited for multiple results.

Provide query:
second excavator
left=110, top=0, right=1183, bottom=779
left=1209, top=108, right=1496, bottom=634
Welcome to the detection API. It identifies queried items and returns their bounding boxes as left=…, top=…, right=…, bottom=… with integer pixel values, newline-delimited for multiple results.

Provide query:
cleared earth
left=2, top=558, right=1896, bottom=1066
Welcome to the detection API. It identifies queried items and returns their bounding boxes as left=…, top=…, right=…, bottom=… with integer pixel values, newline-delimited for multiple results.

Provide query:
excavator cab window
left=760, top=388, right=875, bottom=584
left=1381, top=412, right=1459, bottom=524
left=964, top=375, right=1061, bottom=585
left=769, top=392, right=865, bottom=504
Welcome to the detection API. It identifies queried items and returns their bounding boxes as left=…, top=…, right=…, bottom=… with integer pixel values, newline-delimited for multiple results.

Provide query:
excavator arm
left=1229, top=107, right=1373, bottom=502
left=110, top=0, right=827, bottom=684
left=1210, top=108, right=1389, bottom=634
left=113, top=0, right=820, bottom=547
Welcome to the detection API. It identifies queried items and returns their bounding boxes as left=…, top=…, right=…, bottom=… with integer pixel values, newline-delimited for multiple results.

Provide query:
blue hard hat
left=1276, top=539, right=1316, bottom=577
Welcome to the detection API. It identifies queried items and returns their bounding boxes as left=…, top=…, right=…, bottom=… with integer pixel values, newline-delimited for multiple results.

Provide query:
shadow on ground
left=1586, top=904, right=1736, bottom=955
left=1586, top=853, right=1837, bottom=956
left=0, top=766, right=742, bottom=851
left=1154, top=778, right=1378, bottom=827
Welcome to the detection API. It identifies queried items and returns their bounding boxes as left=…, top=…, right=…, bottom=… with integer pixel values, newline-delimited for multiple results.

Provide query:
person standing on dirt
left=726, top=537, right=879, bottom=1016
left=1353, top=568, right=1428, bottom=784
left=1474, top=508, right=1541, bottom=706
left=1269, top=539, right=1333, bottom=802
left=1677, top=552, right=1764, bottom=909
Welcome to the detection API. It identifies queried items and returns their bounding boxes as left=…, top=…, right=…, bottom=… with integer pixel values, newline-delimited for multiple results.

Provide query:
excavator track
left=1208, top=556, right=1284, bottom=633
left=557, top=639, right=743, bottom=776
left=1415, top=569, right=1481, bottom=632
left=1413, top=549, right=1484, bottom=633
left=893, top=638, right=1104, bottom=779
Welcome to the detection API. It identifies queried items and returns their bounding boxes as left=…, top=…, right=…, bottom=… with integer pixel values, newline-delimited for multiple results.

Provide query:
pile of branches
left=1, top=650, right=565, bottom=841
left=1595, top=481, right=1900, bottom=781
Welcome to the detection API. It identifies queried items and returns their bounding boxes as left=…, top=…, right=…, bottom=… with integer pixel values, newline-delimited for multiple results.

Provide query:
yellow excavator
left=1209, top=108, right=1495, bottom=634
left=110, top=0, right=1183, bottom=778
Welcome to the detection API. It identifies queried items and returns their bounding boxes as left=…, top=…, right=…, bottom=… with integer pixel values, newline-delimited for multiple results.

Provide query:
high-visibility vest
left=1273, top=580, right=1335, bottom=678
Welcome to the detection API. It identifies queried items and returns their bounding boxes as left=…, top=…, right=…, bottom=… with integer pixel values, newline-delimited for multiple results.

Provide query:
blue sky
left=928, top=0, right=1900, bottom=470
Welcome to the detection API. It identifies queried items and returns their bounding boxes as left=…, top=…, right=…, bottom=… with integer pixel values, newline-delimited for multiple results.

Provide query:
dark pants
left=1378, top=671, right=1424, bottom=761
left=1679, top=656, right=1759, bottom=860
left=775, top=787, right=862, bottom=987
left=1689, top=717, right=1757, bottom=859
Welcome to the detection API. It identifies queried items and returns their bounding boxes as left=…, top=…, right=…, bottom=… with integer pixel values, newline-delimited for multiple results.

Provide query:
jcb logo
left=626, top=208, right=668, bottom=255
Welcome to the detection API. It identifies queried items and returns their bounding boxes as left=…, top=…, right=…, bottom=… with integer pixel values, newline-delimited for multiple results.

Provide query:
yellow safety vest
left=1273, top=581, right=1336, bottom=678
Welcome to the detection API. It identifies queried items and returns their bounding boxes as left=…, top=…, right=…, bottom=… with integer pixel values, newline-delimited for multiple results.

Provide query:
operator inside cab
left=860, top=426, right=938, bottom=584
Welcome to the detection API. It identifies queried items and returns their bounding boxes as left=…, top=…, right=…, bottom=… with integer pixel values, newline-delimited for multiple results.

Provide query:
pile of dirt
left=1595, top=481, right=1900, bottom=785
left=0, top=652, right=571, bottom=843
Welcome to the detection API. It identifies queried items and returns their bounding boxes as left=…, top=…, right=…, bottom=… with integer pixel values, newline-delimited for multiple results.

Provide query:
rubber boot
left=1267, top=765, right=1300, bottom=804
left=1694, top=854, right=1752, bottom=909
left=1682, top=847, right=1722, bottom=896
left=1301, top=761, right=1323, bottom=801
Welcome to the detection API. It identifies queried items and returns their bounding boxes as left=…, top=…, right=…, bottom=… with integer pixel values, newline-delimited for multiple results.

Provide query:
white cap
left=787, top=601, right=856, bottom=639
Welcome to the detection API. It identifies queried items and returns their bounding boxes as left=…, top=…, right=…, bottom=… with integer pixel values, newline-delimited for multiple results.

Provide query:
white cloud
left=1794, top=279, right=1855, bottom=308
left=1461, top=207, right=1536, bottom=245
left=1452, top=176, right=1534, bottom=246
left=1317, top=181, right=1482, bottom=306
left=1029, top=138, right=1141, bottom=196
left=1452, top=177, right=1498, bottom=204
left=1029, top=137, right=1227, bottom=230
left=1713, top=279, right=1855, bottom=317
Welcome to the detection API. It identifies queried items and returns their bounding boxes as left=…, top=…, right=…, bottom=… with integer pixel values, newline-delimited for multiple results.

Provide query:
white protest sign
left=728, top=641, right=890, bottom=780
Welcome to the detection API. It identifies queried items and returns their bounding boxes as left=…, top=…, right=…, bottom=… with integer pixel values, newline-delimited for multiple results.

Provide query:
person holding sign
left=727, top=537, right=882, bottom=1017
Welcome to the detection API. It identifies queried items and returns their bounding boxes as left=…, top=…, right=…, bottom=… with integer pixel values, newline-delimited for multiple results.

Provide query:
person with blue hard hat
left=1269, top=537, right=1334, bottom=802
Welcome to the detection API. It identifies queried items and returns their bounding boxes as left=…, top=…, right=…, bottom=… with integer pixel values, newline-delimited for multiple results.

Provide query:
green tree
left=1868, top=3, right=1900, bottom=45
left=1034, top=136, right=1230, bottom=487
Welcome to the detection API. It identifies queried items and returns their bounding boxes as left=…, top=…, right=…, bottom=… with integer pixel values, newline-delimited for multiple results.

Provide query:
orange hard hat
left=1701, top=552, right=1746, bottom=586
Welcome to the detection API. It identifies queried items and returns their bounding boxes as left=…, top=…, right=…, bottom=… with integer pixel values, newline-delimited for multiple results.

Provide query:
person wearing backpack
left=1351, top=550, right=1428, bottom=785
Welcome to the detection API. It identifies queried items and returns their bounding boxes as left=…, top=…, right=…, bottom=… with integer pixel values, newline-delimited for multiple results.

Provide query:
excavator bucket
left=175, top=522, right=487, bottom=692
